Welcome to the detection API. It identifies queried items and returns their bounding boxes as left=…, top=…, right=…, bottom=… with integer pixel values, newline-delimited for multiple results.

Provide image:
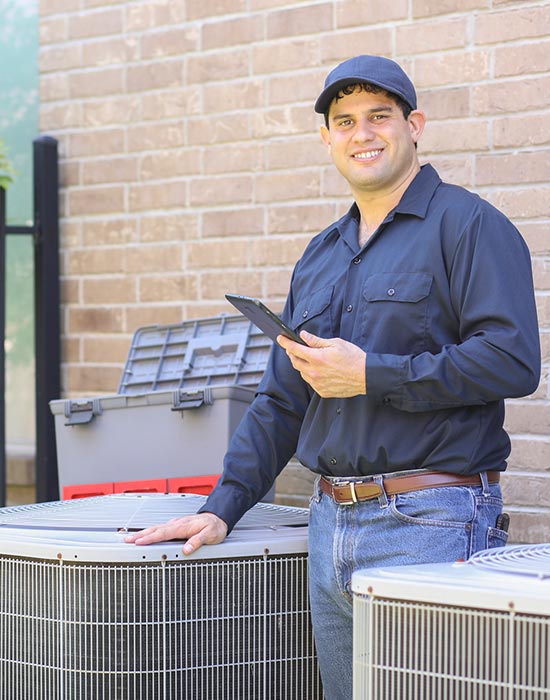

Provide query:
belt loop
left=480, top=471, right=490, bottom=497
left=373, top=475, right=388, bottom=508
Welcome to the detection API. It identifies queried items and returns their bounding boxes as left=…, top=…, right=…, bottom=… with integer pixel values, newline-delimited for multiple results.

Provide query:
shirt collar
left=323, top=163, right=442, bottom=243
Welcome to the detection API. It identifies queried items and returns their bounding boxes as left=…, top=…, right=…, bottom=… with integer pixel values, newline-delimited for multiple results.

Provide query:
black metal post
left=33, top=136, right=60, bottom=502
left=0, top=188, right=6, bottom=507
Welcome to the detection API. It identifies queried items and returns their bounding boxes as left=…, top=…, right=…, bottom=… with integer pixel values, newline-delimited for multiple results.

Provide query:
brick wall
left=39, top=0, right=550, bottom=543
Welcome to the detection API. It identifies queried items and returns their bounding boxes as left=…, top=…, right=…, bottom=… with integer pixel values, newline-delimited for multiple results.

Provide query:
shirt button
left=302, top=310, right=308, bottom=318
left=383, top=397, right=391, bottom=404
left=353, top=257, right=361, bottom=265
left=336, top=407, right=342, bottom=414
left=387, top=288, right=396, bottom=297
left=330, top=457, right=337, bottom=465
left=346, top=304, right=353, bottom=312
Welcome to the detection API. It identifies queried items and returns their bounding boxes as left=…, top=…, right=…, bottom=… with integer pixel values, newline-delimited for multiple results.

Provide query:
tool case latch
left=171, top=387, right=214, bottom=411
left=64, top=399, right=103, bottom=426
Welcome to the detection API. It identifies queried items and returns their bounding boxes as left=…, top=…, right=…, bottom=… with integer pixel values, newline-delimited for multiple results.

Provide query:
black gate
left=0, top=135, right=60, bottom=506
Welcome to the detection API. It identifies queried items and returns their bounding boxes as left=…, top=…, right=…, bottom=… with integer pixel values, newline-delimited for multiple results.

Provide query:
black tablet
left=225, top=294, right=306, bottom=345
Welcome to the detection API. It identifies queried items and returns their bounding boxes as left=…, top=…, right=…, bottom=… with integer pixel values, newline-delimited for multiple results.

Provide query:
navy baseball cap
left=315, top=55, right=417, bottom=114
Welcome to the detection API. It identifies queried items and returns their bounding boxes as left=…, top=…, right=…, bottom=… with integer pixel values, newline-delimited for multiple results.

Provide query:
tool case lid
left=118, top=314, right=273, bottom=395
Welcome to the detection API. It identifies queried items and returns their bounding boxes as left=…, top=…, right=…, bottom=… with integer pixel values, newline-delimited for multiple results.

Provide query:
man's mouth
left=353, top=149, right=383, bottom=160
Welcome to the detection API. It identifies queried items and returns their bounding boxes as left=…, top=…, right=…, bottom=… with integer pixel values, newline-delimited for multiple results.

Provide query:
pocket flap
left=291, top=285, right=334, bottom=326
left=363, top=273, right=433, bottom=303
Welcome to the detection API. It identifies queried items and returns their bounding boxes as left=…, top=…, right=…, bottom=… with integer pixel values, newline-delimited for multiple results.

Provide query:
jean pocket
left=390, top=486, right=474, bottom=528
left=486, top=526, right=509, bottom=549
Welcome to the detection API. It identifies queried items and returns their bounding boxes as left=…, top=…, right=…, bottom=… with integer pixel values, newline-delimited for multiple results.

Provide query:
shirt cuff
left=365, top=352, right=407, bottom=406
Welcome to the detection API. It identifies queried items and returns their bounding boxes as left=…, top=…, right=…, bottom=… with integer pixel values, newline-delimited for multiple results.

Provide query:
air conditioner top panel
left=0, top=494, right=309, bottom=563
left=352, top=546, right=550, bottom=615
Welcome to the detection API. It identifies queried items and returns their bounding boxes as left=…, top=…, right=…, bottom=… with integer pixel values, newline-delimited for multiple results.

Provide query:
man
left=126, top=55, right=541, bottom=700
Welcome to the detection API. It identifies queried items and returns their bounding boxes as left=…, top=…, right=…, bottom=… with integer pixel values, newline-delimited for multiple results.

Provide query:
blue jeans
left=308, top=473, right=507, bottom=700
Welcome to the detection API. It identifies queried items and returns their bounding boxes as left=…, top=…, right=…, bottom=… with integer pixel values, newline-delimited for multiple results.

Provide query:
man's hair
left=323, top=82, right=412, bottom=127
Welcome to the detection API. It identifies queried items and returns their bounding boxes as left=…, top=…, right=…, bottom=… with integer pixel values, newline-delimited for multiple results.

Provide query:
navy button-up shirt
left=201, top=165, right=541, bottom=531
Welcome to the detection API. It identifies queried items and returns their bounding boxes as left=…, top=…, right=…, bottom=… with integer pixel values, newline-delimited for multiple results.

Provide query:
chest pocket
left=291, top=285, right=334, bottom=338
left=361, top=272, right=433, bottom=354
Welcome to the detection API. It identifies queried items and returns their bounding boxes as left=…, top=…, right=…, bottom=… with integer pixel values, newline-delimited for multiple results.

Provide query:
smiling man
left=126, top=56, right=540, bottom=700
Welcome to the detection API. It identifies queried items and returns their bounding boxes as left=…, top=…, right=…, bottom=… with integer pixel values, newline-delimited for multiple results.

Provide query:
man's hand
left=278, top=330, right=366, bottom=398
left=124, top=512, right=228, bottom=555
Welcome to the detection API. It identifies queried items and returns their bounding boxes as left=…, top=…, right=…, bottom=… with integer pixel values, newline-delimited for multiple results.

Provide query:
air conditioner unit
left=352, top=544, right=550, bottom=700
left=0, top=493, right=323, bottom=699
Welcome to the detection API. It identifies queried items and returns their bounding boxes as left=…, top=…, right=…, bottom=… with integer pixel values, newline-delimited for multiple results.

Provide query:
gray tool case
left=50, top=315, right=272, bottom=495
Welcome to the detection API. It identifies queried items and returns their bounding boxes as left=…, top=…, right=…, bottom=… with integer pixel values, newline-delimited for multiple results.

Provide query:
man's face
left=320, top=87, right=425, bottom=199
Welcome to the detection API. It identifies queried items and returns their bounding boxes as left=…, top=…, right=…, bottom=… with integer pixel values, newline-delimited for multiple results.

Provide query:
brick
left=188, top=113, right=251, bottom=146
left=422, top=156, right=472, bottom=188
left=265, top=269, right=293, bottom=298
left=139, top=149, right=202, bottom=180
left=125, top=305, right=184, bottom=331
left=82, top=277, right=136, bottom=304
left=253, top=39, right=319, bottom=74
left=488, top=186, right=550, bottom=221
left=532, top=258, right=550, bottom=291
left=127, top=60, right=183, bottom=93
left=494, top=39, right=550, bottom=78
left=418, top=87, right=470, bottom=120
left=60, top=221, right=82, bottom=248
left=68, top=8, right=123, bottom=39
left=127, top=123, right=185, bottom=152
left=60, top=278, right=79, bottom=304
left=494, top=113, right=550, bottom=149
left=323, top=165, right=353, bottom=197
left=396, top=18, right=468, bottom=55
left=186, top=0, right=246, bottom=20
left=419, top=119, right=490, bottom=154
left=82, top=37, right=139, bottom=67
left=66, top=365, right=123, bottom=395
left=141, top=27, right=199, bottom=59
left=203, top=15, right=263, bottom=50
left=268, top=70, right=324, bottom=108
left=473, top=76, right=550, bottom=116
left=139, top=274, right=198, bottom=302
left=40, top=44, right=81, bottom=73
left=252, top=105, right=316, bottom=138
left=413, top=0, right=487, bottom=18
left=69, top=306, right=125, bottom=334
left=203, top=143, right=263, bottom=176
left=267, top=203, right=337, bottom=235
left=267, top=136, right=330, bottom=169
left=475, top=151, right=550, bottom=187
left=68, top=248, right=126, bottom=276
left=40, top=73, right=69, bottom=102
left=40, top=103, right=82, bottom=131
left=188, top=50, right=249, bottom=85
left=82, top=336, right=131, bottom=364
left=250, top=236, right=310, bottom=266
left=519, top=223, right=550, bottom=256
left=129, top=181, right=187, bottom=212
left=140, top=213, right=199, bottom=242
left=475, top=5, right=550, bottom=44
left=320, top=29, right=392, bottom=65
left=268, top=4, right=332, bottom=39
left=414, top=51, right=490, bottom=88
left=536, top=295, right=550, bottom=326
left=336, top=0, right=408, bottom=27
left=509, top=437, right=550, bottom=473
left=69, top=186, right=125, bottom=216
left=542, top=331, right=550, bottom=364
left=255, top=170, right=321, bottom=203
left=125, top=244, right=183, bottom=274
left=40, top=0, right=80, bottom=14
left=69, top=67, right=124, bottom=99
left=82, top=218, right=138, bottom=246
left=201, top=270, right=263, bottom=300
left=501, top=473, right=550, bottom=507
left=189, top=174, right=253, bottom=207
left=142, top=88, right=201, bottom=119
left=82, top=96, right=141, bottom=127
left=506, top=510, right=550, bottom=546
left=202, top=208, right=264, bottom=238
left=504, top=401, right=550, bottom=435
left=82, top=157, right=139, bottom=185
left=204, top=79, right=265, bottom=114
left=187, top=240, right=252, bottom=269
left=39, top=17, right=67, bottom=44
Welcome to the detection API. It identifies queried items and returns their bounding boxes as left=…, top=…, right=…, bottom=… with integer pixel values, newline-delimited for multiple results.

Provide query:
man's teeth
left=354, top=150, right=382, bottom=159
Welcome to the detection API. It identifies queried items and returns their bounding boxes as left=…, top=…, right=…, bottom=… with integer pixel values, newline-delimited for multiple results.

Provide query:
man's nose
left=353, top=118, right=375, bottom=141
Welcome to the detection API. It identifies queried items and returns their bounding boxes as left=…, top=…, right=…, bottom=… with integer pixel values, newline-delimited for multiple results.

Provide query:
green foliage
left=0, top=139, right=16, bottom=189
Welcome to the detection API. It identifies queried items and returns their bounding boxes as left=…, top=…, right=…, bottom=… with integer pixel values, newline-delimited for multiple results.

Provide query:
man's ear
left=408, top=110, right=426, bottom=145
left=320, top=124, right=331, bottom=152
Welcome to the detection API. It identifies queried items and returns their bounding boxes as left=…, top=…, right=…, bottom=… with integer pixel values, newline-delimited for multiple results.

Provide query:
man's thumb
left=300, top=330, right=330, bottom=347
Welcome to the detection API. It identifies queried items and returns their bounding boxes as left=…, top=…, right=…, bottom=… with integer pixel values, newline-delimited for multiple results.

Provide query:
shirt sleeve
left=366, top=205, right=541, bottom=412
left=198, top=288, right=312, bottom=532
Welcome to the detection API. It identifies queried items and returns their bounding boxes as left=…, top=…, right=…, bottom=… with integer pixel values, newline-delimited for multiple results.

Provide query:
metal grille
left=0, top=495, right=323, bottom=699
left=0, top=554, right=321, bottom=699
left=354, top=591, right=550, bottom=700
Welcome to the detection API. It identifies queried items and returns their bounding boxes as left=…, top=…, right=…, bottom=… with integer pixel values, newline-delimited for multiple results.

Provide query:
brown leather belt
left=319, top=471, right=500, bottom=505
